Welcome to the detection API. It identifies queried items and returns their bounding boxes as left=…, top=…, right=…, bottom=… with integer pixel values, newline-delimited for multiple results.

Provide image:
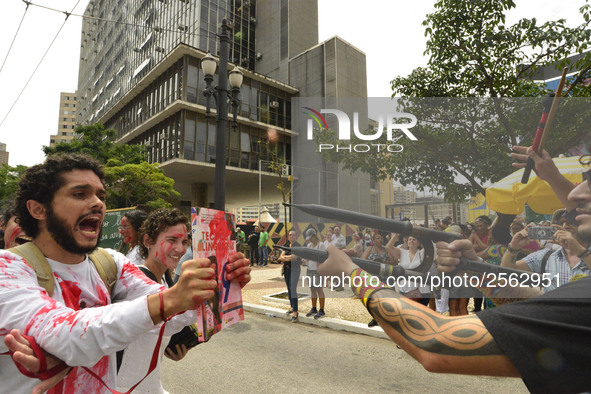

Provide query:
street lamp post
left=201, top=19, right=243, bottom=212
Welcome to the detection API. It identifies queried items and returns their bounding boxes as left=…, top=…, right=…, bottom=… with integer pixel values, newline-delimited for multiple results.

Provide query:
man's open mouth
left=14, top=235, right=32, bottom=246
left=78, top=216, right=102, bottom=235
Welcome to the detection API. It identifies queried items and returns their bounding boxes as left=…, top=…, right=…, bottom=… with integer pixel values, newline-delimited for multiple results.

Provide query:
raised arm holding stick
left=520, top=67, right=568, bottom=184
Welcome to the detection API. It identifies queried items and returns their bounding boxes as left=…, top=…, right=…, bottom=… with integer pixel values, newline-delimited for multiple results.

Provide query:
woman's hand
left=164, top=344, right=189, bottom=361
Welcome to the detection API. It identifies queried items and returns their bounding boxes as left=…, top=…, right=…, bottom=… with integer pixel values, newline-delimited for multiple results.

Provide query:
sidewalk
left=242, top=264, right=390, bottom=340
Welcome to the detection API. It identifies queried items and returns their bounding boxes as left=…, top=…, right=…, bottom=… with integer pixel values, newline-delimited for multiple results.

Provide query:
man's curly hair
left=15, top=154, right=105, bottom=238
left=138, top=208, right=189, bottom=259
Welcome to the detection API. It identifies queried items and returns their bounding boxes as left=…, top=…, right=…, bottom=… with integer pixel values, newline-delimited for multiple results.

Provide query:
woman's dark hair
left=491, top=224, right=513, bottom=245
left=15, top=154, right=105, bottom=238
left=138, top=208, right=189, bottom=259
left=458, top=224, right=471, bottom=239
left=2, top=204, right=17, bottom=226
left=123, top=209, right=149, bottom=231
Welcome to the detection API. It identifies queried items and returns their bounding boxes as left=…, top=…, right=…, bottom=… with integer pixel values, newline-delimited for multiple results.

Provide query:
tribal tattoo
left=367, top=289, right=503, bottom=356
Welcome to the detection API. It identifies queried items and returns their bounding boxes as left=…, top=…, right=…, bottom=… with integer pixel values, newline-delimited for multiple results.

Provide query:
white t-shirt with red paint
left=117, top=270, right=172, bottom=394
left=0, top=248, right=194, bottom=394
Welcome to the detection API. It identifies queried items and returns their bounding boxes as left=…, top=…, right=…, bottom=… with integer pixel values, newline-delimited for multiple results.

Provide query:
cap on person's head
left=551, top=209, right=567, bottom=225
left=305, top=228, right=317, bottom=241
left=447, top=225, right=462, bottom=236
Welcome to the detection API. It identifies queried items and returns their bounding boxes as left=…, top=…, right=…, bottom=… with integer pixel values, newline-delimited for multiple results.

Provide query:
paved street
left=161, top=312, right=528, bottom=393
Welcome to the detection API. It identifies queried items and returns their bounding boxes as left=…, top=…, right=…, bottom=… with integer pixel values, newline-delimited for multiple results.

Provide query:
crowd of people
left=233, top=196, right=588, bottom=327
left=1, top=143, right=590, bottom=393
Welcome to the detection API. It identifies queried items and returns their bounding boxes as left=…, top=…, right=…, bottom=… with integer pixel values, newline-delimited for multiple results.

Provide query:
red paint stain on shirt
left=120, top=261, right=157, bottom=286
left=58, top=280, right=82, bottom=309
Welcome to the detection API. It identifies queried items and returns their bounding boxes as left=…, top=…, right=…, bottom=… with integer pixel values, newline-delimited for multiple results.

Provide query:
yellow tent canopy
left=485, top=156, right=585, bottom=215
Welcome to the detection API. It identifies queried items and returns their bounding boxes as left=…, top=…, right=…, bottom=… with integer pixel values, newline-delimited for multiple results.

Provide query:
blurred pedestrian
left=278, top=229, right=302, bottom=322
left=119, top=209, right=149, bottom=265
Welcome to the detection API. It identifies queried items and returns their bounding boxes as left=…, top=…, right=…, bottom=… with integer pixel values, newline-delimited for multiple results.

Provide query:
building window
left=371, top=195, right=378, bottom=216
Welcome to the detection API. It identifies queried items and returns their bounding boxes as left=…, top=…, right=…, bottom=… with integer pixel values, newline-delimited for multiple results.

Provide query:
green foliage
left=261, top=137, right=292, bottom=231
left=396, top=0, right=591, bottom=98
left=105, top=162, right=180, bottom=209
left=320, top=0, right=591, bottom=202
left=43, top=123, right=145, bottom=165
left=43, top=123, right=180, bottom=209
left=0, top=164, right=28, bottom=210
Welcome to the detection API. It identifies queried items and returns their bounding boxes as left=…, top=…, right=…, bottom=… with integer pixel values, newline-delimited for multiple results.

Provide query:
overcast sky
left=0, top=0, right=586, bottom=167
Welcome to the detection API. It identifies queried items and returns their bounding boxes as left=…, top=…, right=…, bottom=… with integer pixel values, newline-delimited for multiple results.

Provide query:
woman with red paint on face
left=117, top=208, right=193, bottom=394
left=119, top=209, right=149, bottom=266
left=1, top=204, right=32, bottom=249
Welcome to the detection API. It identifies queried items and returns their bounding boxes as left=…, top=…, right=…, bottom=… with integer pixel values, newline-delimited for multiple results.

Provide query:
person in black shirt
left=247, top=226, right=260, bottom=266
left=278, top=229, right=302, bottom=322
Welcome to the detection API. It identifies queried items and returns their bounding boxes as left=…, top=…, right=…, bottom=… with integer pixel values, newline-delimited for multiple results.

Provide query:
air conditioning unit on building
left=280, top=164, right=289, bottom=177
left=159, top=131, right=169, bottom=140
left=270, top=101, right=279, bottom=108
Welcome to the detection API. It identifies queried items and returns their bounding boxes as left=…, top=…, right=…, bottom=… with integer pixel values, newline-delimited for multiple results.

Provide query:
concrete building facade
left=76, top=0, right=370, bottom=217
left=289, top=37, right=371, bottom=221
left=49, top=91, right=78, bottom=147
left=0, top=142, right=8, bottom=165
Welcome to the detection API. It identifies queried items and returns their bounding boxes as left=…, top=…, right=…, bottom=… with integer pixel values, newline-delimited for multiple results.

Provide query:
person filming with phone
left=501, top=219, right=591, bottom=292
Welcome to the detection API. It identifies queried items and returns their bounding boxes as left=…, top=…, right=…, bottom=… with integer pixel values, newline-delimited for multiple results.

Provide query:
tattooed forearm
left=367, top=290, right=503, bottom=357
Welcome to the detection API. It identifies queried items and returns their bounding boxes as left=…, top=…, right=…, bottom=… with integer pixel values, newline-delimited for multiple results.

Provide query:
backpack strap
left=9, top=243, right=55, bottom=296
left=8, top=244, right=117, bottom=297
left=89, top=248, right=117, bottom=296
left=540, top=249, right=554, bottom=275
left=538, top=249, right=555, bottom=290
left=138, top=265, right=174, bottom=288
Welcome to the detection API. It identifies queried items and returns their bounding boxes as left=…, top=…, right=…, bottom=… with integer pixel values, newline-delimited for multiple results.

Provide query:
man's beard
left=575, top=204, right=591, bottom=245
left=46, top=206, right=102, bottom=255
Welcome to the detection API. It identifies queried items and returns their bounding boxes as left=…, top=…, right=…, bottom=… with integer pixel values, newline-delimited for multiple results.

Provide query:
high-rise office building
left=49, top=91, right=78, bottom=147
left=391, top=186, right=416, bottom=219
left=77, top=0, right=370, bottom=214
left=0, top=142, right=8, bottom=165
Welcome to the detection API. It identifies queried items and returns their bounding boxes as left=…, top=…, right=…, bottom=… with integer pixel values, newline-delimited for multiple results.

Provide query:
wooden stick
left=285, top=203, right=461, bottom=243
left=520, top=67, right=568, bottom=184
left=537, top=67, right=568, bottom=152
